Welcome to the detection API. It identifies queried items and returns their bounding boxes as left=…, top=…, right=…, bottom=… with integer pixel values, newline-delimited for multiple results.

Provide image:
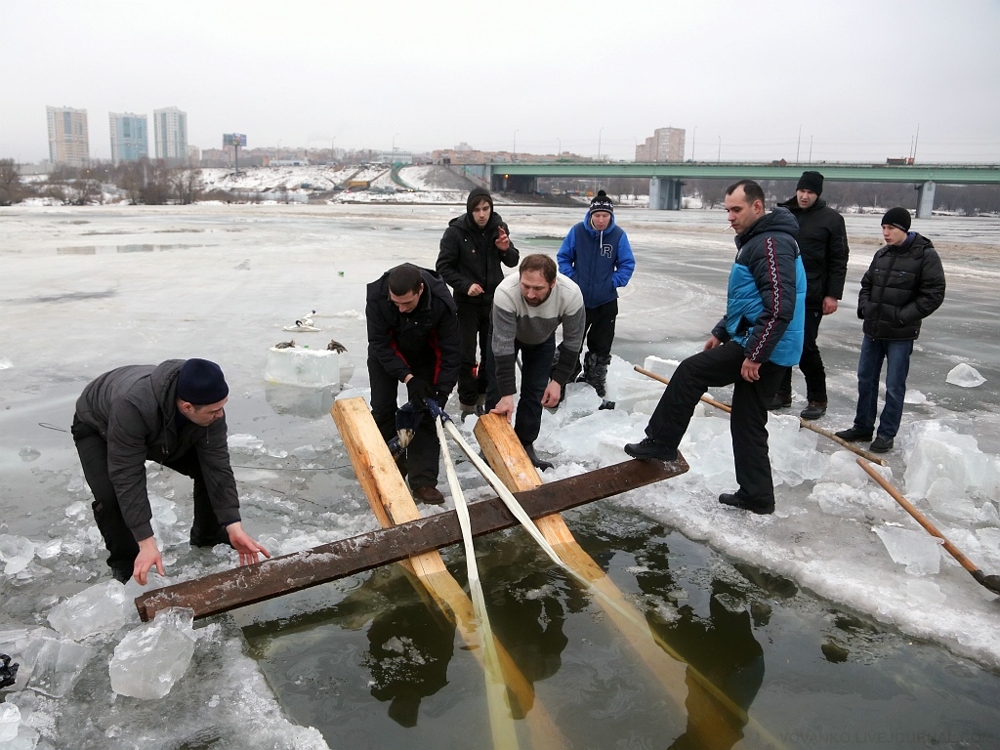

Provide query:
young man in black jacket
left=366, top=263, right=461, bottom=504
left=72, top=358, right=271, bottom=584
left=835, top=208, right=945, bottom=453
left=436, top=188, right=519, bottom=417
left=773, top=171, right=849, bottom=419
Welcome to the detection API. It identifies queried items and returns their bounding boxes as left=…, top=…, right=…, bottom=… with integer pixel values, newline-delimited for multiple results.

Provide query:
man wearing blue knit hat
left=72, top=358, right=270, bottom=584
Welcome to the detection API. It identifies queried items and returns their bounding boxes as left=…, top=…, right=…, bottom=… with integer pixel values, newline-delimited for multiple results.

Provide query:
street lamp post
left=598, top=128, right=603, bottom=160
left=513, top=130, right=519, bottom=161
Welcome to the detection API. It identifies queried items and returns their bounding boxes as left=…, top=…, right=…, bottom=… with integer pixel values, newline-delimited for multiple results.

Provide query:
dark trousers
left=484, top=331, right=556, bottom=447
left=853, top=335, right=913, bottom=440
left=368, top=357, right=440, bottom=489
left=72, top=416, right=218, bottom=580
left=645, top=342, right=787, bottom=503
left=456, top=301, right=490, bottom=406
left=582, top=300, right=618, bottom=358
left=777, top=308, right=826, bottom=403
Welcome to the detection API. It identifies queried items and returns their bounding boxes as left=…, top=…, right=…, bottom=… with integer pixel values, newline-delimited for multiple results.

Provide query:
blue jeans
left=853, top=336, right=913, bottom=440
left=484, top=330, right=556, bottom=447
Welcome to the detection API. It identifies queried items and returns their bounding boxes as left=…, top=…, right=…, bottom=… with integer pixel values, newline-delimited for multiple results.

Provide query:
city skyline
left=4, top=1, right=999, bottom=165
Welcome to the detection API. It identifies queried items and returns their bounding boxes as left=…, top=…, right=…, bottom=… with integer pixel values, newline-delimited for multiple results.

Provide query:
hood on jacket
left=736, top=206, right=800, bottom=247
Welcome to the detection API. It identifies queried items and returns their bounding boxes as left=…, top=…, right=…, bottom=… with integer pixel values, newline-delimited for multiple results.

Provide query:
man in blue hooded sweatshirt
left=557, top=190, right=635, bottom=401
left=624, top=181, right=806, bottom=515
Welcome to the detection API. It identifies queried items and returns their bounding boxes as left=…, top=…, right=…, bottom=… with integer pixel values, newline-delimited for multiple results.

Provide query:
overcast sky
left=3, top=0, right=998, bottom=164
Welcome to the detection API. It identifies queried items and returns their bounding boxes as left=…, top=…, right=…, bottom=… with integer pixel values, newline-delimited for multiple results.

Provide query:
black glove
left=434, top=391, right=449, bottom=408
left=406, top=377, right=436, bottom=408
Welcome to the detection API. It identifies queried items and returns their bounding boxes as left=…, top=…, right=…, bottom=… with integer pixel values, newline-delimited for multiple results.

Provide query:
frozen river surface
left=1, top=203, right=999, bottom=748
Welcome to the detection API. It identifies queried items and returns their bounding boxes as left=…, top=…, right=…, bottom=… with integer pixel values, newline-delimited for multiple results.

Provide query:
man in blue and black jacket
left=557, top=189, right=635, bottom=399
left=626, top=180, right=806, bottom=515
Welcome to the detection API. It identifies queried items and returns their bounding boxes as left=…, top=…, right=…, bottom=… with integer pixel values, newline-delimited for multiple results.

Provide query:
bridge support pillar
left=649, top=177, right=683, bottom=210
left=915, top=181, right=936, bottom=219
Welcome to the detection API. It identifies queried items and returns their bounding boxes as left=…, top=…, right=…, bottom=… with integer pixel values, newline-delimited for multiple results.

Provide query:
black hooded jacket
left=365, top=267, right=462, bottom=392
left=858, top=232, right=945, bottom=340
left=436, top=188, right=519, bottom=306
left=778, top=196, right=849, bottom=309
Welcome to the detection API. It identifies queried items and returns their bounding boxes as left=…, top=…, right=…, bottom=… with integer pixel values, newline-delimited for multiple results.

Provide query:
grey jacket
left=74, top=360, right=240, bottom=540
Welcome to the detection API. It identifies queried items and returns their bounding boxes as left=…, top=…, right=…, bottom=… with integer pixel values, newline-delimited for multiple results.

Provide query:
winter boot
left=576, top=352, right=597, bottom=384
left=588, top=354, right=612, bottom=399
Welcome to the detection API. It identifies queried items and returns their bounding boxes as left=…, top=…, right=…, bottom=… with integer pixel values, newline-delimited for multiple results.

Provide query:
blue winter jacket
left=711, top=207, right=806, bottom=367
left=557, top=210, right=635, bottom=308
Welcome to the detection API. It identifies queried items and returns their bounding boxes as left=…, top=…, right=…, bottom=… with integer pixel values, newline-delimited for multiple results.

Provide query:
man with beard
left=485, top=254, right=585, bottom=471
left=436, top=187, right=519, bottom=418
left=624, top=181, right=806, bottom=515
left=366, top=263, right=461, bottom=504
left=771, top=170, right=849, bottom=419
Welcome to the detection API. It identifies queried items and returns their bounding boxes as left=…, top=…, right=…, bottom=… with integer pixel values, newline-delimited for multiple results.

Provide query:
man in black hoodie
left=773, top=171, right=849, bottom=419
left=436, top=188, right=519, bottom=417
left=835, top=208, right=945, bottom=453
left=366, top=263, right=461, bottom=504
left=72, top=358, right=271, bottom=584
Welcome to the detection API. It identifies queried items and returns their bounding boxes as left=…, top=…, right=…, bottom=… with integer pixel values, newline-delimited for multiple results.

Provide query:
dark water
left=243, top=505, right=1000, bottom=749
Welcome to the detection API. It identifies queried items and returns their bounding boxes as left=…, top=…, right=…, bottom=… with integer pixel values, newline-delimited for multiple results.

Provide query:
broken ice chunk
left=874, top=525, right=943, bottom=575
left=0, top=535, right=36, bottom=576
left=47, top=581, right=129, bottom=641
left=109, top=608, right=196, bottom=700
left=945, top=363, right=986, bottom=388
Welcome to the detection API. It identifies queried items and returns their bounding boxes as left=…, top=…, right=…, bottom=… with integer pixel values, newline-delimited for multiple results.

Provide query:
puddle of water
left=243, top=507, right=1000, bottom=749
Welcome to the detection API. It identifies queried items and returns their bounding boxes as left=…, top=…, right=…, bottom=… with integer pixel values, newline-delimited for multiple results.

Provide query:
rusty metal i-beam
left=135, top=458, right=686, bottom=622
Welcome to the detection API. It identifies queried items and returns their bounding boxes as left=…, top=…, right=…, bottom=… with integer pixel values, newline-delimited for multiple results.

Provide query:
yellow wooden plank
left=331, top=398, right=567, bottom=747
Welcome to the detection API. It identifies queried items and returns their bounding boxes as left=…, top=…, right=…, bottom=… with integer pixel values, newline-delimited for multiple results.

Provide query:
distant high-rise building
left=153, top=106, right=188, bottom=164
left=109, top=112, right=148, bottom=164
left=46, top=106, right=90, bottom=168
left=635, top=127, right=686, bottom=163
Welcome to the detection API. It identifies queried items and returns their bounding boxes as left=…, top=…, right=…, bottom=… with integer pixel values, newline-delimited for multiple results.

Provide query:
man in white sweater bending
left=484, top=254, right=585, bottom=470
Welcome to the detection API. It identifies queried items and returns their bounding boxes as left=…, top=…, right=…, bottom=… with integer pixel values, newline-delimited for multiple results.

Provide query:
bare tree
left=0, top=159, right=22, bottom=205
left=172, top=169, right=202, bottom=205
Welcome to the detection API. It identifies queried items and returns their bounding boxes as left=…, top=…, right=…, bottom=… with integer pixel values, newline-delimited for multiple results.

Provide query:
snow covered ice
left=1, top=202, right=999, bottom=747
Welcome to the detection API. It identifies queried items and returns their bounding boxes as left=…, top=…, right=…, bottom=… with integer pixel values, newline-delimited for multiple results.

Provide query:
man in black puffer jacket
left=774, top=171, right=849, bottom=419
left=835, top=208, right=945, bottom=453
left=436, top=188, right=519, bottom=416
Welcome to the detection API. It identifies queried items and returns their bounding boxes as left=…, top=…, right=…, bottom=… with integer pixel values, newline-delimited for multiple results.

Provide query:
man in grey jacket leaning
left=72, top=358, right=270, bottom=584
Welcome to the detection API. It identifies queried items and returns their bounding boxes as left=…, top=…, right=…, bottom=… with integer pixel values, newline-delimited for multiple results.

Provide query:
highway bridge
left=471, top=161, right=1000, bottom=217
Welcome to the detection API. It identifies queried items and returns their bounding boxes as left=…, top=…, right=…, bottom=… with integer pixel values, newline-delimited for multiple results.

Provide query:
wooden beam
left=135, top=457, right=686, bottom=622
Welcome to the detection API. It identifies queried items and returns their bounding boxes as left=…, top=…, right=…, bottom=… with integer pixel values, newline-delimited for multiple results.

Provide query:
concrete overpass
left=480, top=161, right=1000, bottom=217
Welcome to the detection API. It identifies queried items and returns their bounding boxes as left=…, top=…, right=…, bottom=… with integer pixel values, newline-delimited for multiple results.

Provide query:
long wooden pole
left=634, top=365, right=888, bottom=467
left=857, top=458, right=1000, bottom=595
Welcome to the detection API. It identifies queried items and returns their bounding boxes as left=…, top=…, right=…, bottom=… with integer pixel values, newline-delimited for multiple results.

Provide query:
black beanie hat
left=796, top=170, right=824, bottom=196
left=466, top=187, right=493, bottom=215
left=176, top=359, right=229, bottom=405
left=881, top=207, right=912, bottom=232
left=589, top=189, right=614, bottom=215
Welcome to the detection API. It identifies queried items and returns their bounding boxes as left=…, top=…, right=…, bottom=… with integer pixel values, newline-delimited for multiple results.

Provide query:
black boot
left=588, top=354, right=611, bottom=399
left=522, top=443, right=553, bottom=471
left=575, top=352, right=595, bottom=384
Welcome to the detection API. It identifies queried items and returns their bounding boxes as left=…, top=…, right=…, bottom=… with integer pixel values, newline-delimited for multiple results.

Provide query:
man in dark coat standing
left=773, top=171, right=849, bottom=419
left=72, top=358, right=271, bottom=584
left=366, top=263, right=461, bottom=504
left=436, top=188, right=519, bottom=417
left=835, top=208, right=945, bottom=453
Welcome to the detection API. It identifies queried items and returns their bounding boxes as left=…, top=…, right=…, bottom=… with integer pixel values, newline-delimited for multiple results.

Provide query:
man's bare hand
left=467, top=283, right=484, bottom=297
left=491, top=395, right=515, bottom=422
left=495, top=227, right=510, bottom=252
left=704, top=335, right=723, bottom=351
left=541, top=380, right=562, bottom=408
left=822, top=296, right=839, bottom=315
left=741, top=358, right=761, bottom=382
left=226, top=522, right=271, bottom=567
left=133, top=536, right=165, bottom=586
